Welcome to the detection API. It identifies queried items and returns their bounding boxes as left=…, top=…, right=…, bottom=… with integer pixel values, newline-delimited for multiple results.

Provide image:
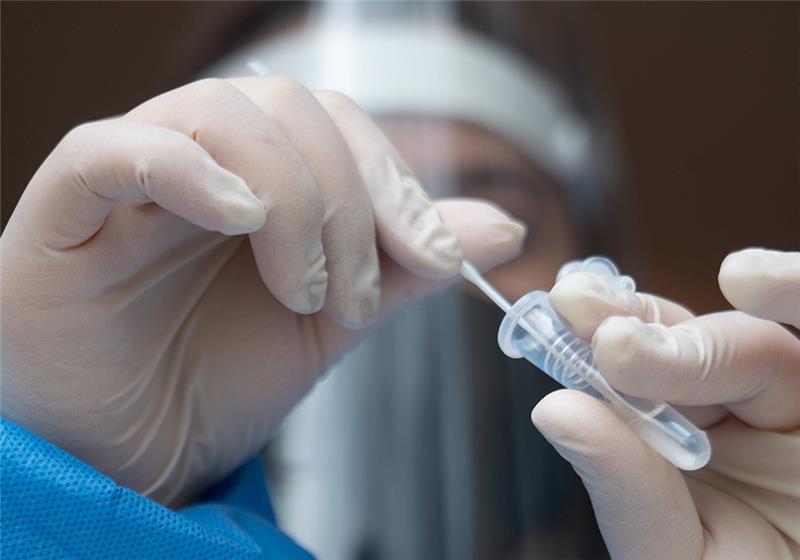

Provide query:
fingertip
left=593, top=315, right=651, bottom=384
left=264, top=247, right=328, bottom=316
left=217, top=202, right=267, bottom=236
left=303, top=251, right=329, bottom=314
left=719, top=248, right=800, bottom=325
left=206, top=165, right=268, bottom=235
left=304, top=269, right=329, bottom=315
left=531, top=389, right=680, bottom=488
left=593, top=316, right=686, bottom=401
left=340, top=294, right=380, bottom=330
left=531, top=389, right=642, bottom=479
left=549, top=272, right=630, bottom=340
left=718, top=248, right=763, bottom=300
left=531, top=389, right=597, bottom=440
left=284, top=286, right=327, bottom=316
left=719, top=247, right=768, bottom=272
left=592, top=315, right=646, bottom=366
left=531, top=389, right=618, bottom=448
left=324, top=281, right=380, bottom=331
left=434, top=198, right=527, bottom=273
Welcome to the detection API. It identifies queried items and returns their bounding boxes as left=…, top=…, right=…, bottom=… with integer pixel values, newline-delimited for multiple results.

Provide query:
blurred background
left=2, top=2, right=798, bottom=559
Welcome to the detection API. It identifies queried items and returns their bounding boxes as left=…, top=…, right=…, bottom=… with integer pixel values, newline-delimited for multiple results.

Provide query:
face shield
left=209, top=4, right=609, bottom=558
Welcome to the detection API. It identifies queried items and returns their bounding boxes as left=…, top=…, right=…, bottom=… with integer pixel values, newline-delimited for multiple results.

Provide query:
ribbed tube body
left=498, top=291, right=711, bottom=471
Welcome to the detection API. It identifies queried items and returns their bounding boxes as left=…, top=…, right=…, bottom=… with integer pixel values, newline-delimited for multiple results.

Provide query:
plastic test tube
left=461, top=257, right=711, bottom=471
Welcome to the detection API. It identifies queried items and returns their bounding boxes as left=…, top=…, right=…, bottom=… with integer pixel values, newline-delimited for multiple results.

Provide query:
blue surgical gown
left=0, top=419, right=313, bottom=559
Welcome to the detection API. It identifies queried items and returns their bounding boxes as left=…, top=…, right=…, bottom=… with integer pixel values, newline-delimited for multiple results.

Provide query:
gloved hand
left=535, top=248, right=800, bottom=559
left=1, top=77, right=526, bottom=506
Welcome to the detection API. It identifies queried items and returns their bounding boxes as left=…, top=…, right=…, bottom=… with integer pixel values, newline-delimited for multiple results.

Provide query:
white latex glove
left=533, top=248, right=800, bottom=559
left=1, top=77, right=526, bottom=506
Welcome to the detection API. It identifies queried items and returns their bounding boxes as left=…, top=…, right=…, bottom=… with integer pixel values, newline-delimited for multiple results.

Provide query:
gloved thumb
left=531, top=389, right=704, bottom=560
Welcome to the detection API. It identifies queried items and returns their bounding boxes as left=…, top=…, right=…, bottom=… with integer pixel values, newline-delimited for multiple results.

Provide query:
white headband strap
left=208, top=18, right=597, bottom=212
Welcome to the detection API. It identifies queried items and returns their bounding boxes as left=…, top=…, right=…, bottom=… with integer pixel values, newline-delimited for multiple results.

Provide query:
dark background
left=2, top=1, right=798, bottom=313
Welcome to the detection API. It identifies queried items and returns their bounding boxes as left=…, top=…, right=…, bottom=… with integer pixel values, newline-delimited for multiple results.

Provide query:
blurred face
left=379, top=117, right=579, bottom=301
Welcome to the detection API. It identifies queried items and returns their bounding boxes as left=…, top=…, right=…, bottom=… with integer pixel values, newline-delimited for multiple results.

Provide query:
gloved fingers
left=675, top=404, right=730, bottom=430
left=549, top=271, right=694, bottom=341
left=592, top=311, right=800, bottom=430
left=719, top=248, right=800, bottom=328
left=548, top=270, right=725, bottom=429
left=315, top=198, right=526, bottom=358
left=531, top=389, right=704, bottom=560
left=684, top=476, right=798, bottom=558
left=228, top=77, right=379, bottom=329
left=376, top=198, right=526, bottom=315
left=694, top=416, right=800, bottom=525
left=173, top=198, right=525, bottom=498
left=314, top=90, right=464, bottom=280
left=10, top=118, right=266, bottom=251
left=124, top=78, right=326, bottom=315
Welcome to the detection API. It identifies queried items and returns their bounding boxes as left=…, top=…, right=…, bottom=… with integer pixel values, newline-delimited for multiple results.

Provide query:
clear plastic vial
left=461, top=257, right=711, bottom=471
left=497, top=290, right=711, bottom=471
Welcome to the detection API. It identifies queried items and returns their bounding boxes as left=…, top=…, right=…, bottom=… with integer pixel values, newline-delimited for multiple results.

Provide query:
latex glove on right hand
left=1, top=77, right=526, bottom=506
left=535, top=249, right=800, bottom=559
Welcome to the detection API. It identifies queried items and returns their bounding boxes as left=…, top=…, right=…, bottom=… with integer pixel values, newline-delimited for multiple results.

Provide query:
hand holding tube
left=532, top=251, right=800, bottom=559
left=0, top=77, right=526, bottom=506
left=498, top=286, right=711, bottom=470
left=463, top=256, right=710, bottom=469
